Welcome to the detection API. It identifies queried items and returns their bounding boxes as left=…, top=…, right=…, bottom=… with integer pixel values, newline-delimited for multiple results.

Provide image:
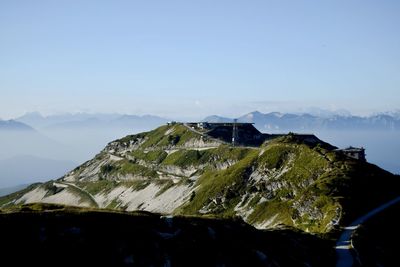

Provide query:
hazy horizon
left=1, top=106, right=400, bottom=122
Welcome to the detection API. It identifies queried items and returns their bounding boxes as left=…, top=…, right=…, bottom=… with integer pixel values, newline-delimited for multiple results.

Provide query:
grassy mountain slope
left=1, top=124, right=399, bottom=234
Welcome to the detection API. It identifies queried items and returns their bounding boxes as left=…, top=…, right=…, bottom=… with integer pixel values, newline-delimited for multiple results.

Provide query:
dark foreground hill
left=352, top=202, right=400, bottom=266
left=0, top=203, right=334, bottom=267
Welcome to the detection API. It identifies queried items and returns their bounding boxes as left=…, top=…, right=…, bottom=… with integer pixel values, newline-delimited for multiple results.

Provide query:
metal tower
left=232, top=119, right=239, bottom=146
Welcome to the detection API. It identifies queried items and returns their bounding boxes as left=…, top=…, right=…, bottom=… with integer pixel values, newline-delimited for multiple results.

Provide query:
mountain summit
left=1, top=123, right=399, bottom=233
left=0, top=119, right=35, bottom=131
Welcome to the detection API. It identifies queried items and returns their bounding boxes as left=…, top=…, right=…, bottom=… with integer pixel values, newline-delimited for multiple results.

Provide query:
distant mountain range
left=12, top=111, right=400, bottom=133
left=0, top=120, right=70, bottom=160
left=11, top=112, right=170, bottom=164
left=0, top=119, right=79, bottom=187
left=16, top=112, right=168, bottom=131
left=204, top=111, right=400, bottom=132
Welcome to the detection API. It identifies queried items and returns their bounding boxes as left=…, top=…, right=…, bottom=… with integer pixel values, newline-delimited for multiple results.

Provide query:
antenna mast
left=232, top=119, right=238, bottom=146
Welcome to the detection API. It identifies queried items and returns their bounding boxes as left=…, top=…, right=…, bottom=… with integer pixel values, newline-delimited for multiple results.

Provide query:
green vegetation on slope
left=139, top=124, right=200, bottom=148
left=130, top=149, right=168, bottom=164
left=176, top=138, right=400, bottom=233
left=100, top=159, right=158, bottom=179
left=179, top=149, right=259, bottom=216
left=162, top=149, right=203, bottom=167
left=78, top=180, right=119, bottom=195
left=198, top=145, right=253, bottom=163
left=162, top=145, right=253, bottom=168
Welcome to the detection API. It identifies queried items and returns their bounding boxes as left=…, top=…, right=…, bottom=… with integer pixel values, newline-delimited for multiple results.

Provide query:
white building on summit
left=337, top=146, right=366, bottom=161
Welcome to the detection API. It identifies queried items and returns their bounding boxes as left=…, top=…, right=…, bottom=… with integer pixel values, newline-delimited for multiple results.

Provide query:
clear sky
left=1, top=0, right=399, bottom=119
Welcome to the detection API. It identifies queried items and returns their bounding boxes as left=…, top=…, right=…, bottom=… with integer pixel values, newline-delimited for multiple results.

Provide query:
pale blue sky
left=1, top=0, right=399, bottom=119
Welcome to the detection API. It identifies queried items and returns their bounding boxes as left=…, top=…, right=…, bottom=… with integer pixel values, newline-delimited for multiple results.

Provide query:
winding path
left=61, top=182, right=99, bottom=208
left=335, top=196, right=400, bottom=267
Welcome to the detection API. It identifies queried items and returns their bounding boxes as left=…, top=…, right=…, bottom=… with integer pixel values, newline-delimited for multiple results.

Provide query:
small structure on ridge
left=337, top=146, right=366, bottom=161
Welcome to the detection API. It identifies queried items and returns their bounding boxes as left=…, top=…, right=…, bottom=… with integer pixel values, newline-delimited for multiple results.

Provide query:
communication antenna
left=232, top=119, right=238, bottom=146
